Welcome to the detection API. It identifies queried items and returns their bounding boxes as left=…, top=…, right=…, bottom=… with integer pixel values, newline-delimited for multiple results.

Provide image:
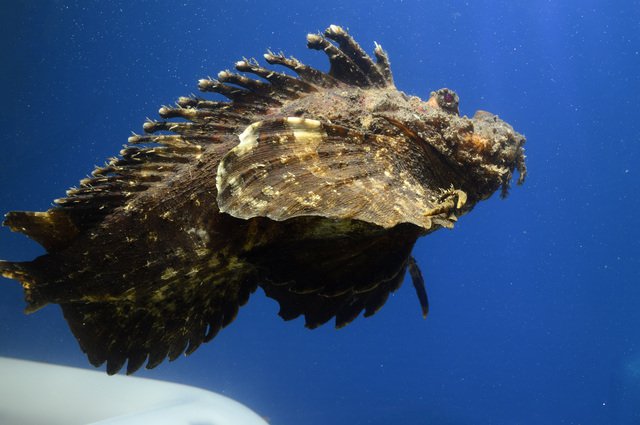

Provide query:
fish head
left=404, top=88, right=528, bottom=202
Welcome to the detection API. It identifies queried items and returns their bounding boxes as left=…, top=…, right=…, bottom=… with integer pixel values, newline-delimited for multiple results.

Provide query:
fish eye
left=434, top=88, right=460, bottom=115
left=443, top=91, right=454, bottom=103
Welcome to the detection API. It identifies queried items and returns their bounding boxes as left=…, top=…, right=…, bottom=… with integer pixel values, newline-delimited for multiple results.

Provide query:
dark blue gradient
left=1, top=1, right=639, bottom=424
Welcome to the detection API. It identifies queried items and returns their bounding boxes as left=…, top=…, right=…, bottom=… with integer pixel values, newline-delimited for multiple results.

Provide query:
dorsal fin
left=6, top=25, right=396, bottom=250
left=305, top=25, right=394, bottom=88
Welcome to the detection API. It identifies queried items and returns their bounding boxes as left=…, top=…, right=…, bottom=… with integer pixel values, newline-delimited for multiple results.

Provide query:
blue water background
left=1, top=1, right=639, bottom=424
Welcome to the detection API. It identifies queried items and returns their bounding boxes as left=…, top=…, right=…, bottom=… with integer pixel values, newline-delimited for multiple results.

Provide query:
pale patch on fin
left=285, top=117, right=324, bottom=147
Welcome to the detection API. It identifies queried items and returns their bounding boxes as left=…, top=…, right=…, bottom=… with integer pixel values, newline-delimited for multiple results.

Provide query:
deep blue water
left=1, top=1, right=639, bottom=424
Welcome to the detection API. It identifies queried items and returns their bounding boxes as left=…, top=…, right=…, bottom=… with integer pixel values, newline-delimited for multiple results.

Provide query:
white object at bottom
left=0, top=356, right=269, bottom=425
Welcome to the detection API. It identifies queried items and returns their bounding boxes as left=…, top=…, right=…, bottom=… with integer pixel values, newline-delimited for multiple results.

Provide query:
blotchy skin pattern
left=0, top=25, right=526, bottom=375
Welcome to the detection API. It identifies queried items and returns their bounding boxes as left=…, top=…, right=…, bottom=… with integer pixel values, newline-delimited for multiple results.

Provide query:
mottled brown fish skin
left=0, top=25, right=526, bottom=375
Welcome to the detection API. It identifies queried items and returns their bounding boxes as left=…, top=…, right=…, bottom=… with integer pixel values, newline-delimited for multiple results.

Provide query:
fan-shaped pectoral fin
left=422, top=188, right=468, bottom=229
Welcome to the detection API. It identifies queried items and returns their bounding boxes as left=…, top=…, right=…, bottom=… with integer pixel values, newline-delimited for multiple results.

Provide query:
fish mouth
left=468, top=109, right=527, bottom=195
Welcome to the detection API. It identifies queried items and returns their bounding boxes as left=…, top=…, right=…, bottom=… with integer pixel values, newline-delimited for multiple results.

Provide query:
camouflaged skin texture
left=0, top=25, right=526, bottom=375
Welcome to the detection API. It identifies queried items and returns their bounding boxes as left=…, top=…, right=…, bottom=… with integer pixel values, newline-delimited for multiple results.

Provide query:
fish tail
left=0, top=260, right=48, bottom=313
left=4, top=210, right=79, bottom=252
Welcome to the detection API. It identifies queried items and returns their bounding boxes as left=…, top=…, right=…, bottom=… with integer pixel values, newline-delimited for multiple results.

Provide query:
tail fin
left=0, top=260, right=48, bottom=313
left=4, top=210, right=79, bottom=252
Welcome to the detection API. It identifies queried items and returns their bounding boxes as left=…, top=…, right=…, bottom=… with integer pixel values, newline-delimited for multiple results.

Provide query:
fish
left=0, top=25, right=526, bottom=375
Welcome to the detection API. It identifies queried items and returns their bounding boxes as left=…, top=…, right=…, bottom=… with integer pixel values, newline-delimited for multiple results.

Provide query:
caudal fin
left=0, top=260, right=48, bottom=313
left=4, top=210, right=79, bottom=252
